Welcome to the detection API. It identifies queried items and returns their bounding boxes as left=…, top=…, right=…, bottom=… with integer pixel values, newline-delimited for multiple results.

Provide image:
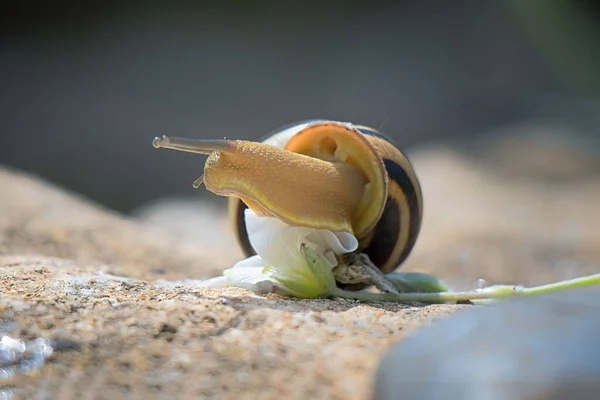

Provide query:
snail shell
left=228, top=119, right=423, bottom=275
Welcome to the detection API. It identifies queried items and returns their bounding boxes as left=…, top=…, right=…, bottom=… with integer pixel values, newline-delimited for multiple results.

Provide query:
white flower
left=207, top=209, right=358, bottom=298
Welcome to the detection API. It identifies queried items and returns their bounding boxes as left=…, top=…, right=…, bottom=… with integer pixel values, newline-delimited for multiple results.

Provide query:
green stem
left=328, top=273, right=600, bottom=304
left=327, top=288, right=498, bottom=303
left=521, top=273, right=600, bottom=296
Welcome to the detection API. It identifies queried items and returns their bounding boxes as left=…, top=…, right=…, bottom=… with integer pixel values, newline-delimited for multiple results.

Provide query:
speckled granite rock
left=373, top=289, right=600, bottom=400
left=0, top=258, right=461, bottom=400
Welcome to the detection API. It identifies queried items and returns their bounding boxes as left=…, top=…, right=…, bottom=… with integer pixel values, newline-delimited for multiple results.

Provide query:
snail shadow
left=212, top=291, right=462, bottom=315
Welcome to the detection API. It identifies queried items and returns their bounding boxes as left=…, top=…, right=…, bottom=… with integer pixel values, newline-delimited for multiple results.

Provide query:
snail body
left=153, top=119, right=423, bottom=291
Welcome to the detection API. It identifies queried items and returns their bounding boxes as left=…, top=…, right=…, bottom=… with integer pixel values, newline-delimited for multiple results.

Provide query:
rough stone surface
left=373, top=289, right=600, bottom=400
left=1, top=259, right=462, bottom=400
left=1, top=127, right=600, bottom=399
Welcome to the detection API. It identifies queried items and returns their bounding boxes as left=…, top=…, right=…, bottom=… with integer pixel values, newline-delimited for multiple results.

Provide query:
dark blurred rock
left=373, top=289, right=600, bottom=400
left=454, top=121, right=600, bottom=182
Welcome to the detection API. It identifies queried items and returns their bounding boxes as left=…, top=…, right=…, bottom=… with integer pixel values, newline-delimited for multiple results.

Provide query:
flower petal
left=305, top=230, right=358, bottom=267
left=244, top=210, right=311, bottom=270
left=221, top=255, right=277, bottom=293
left=217, top=209, right=360, bottom=299
left=244, top=209, right=358, bottom=270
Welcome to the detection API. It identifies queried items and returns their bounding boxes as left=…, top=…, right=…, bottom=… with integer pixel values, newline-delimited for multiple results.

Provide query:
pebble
left=373, top=289, right=600, bottom=400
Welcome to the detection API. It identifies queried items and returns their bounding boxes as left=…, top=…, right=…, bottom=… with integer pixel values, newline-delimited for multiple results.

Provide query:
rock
left=131, top=195, right=241, bottom=260
left=0, top=259, right=462, bottom=400
left=0, top=166, right=464, bottom=399
left=455, top=121, right=600, bottom=183
left=373, top=289, right=600, bottom=400
left=0, top=166, right=240, bottom=281
left=403, top=125, right=600, bottom=290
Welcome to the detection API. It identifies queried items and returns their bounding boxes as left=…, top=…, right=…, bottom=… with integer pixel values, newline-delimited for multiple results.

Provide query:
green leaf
left=386, top=272, right=448, bottom=294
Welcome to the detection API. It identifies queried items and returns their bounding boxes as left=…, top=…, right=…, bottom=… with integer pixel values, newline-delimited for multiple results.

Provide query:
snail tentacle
left=152, top=135, right=232, bottom=154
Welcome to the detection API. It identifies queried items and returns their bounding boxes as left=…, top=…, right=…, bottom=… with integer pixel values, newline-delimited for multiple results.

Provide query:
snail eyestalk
left=152, top=135, right=231, bottom=155
left=193, top=174, right=204, bottom=189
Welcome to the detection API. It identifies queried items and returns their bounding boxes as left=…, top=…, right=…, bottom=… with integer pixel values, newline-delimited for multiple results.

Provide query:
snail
left=152, top=119, right=423, bottom=293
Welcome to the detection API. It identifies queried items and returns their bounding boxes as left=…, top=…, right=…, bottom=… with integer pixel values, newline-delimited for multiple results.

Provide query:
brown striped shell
left=229, top=120, right=423, bottom=275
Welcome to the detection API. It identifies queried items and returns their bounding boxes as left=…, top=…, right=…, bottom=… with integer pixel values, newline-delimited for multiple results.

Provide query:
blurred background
left=2, top=0, right=599, bottom=212
left=1, top=0, right=600, bottom=286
